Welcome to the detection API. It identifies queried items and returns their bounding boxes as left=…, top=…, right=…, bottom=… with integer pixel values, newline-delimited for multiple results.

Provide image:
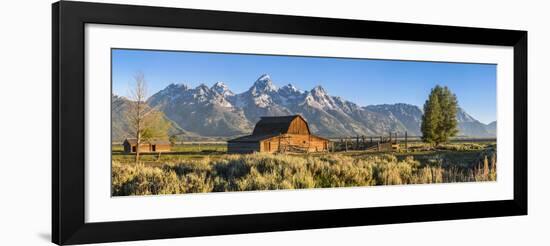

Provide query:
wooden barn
left=227, top=115, right=330, bottom=154
left=122, top=138, right=171, bottom=153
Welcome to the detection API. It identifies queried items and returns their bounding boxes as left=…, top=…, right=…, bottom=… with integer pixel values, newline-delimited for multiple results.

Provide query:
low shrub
left=112, top=152, right=497, bottom=196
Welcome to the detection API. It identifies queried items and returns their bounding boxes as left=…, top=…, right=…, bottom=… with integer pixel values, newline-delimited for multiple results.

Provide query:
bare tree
left=127, top=72, right=150, bottom=164
left=126, top=72, right=171, bottom=163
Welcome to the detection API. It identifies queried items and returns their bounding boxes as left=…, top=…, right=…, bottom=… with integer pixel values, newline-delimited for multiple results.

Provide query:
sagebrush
left=112, top=152, right=496, bottom=196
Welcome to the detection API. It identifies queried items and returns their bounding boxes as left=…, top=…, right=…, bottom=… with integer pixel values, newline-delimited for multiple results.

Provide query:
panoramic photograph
left=111, top=49, right=497, bottom=196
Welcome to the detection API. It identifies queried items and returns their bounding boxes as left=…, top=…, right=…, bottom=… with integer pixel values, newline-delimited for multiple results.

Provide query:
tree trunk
left=135, top=131, right=141, bottom=164
left=135, top=149, right=140, bottom=164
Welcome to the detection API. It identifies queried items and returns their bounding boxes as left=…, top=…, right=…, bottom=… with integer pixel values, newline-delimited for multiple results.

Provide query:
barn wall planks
left=259, top=134, right=328, bottom=153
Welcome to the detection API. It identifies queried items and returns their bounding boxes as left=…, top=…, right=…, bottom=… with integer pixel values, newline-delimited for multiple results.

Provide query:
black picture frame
left=52, top=1, right=527, bottom=245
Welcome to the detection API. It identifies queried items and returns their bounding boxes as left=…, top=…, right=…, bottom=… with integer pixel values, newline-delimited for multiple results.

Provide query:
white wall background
left=0, top=0, right=547, bottom=245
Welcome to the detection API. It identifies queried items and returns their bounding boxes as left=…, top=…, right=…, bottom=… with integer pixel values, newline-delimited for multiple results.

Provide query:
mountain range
left=112, top=74, right=496, bottom=141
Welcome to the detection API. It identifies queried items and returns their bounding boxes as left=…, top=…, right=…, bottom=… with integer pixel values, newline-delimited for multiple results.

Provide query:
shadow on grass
left=112, top=151, right=226, bottom=156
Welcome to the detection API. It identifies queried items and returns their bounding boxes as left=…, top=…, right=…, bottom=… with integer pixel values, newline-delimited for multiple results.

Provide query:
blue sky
left=112, top=49, right=497, bottom=124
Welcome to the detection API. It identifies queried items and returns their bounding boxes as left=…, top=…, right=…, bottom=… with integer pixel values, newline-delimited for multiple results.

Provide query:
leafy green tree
left=438, top=86, right=459, bottom=142
left=169, top=135, right=178, bottom=145
left=421, top=85, right=459, bottom=146
left=140, top=111, right=170, bottom=140
left=421, top=90, right=443, bottom=145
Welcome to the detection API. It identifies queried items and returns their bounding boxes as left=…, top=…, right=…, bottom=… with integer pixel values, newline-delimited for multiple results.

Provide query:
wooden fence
left=328, top=131, right=496, bottom=152
left=330, top=132, right=402, bottom=152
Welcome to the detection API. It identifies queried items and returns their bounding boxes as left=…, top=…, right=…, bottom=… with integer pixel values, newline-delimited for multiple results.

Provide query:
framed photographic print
left=52, top=1, right=527, bottom=245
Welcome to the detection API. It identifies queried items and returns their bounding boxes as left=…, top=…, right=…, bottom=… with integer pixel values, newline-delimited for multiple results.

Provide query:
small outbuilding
left=122, top=138, right=171, bottom=153
left=227, top=115, right=330, bottom=154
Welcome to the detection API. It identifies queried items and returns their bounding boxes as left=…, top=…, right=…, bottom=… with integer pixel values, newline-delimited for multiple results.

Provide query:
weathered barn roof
left=228, top=115, right=331, bottom=143
left=252, top=115, right=310, bottom=135
left=123, top=138, right=171, bottom=145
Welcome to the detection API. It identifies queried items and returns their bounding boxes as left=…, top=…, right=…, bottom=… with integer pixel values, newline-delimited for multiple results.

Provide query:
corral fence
left=328, top=131, right=496, bottom=152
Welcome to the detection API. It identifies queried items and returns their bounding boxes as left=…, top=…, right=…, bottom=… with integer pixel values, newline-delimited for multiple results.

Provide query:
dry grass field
left=111, top=142, right=496, bottom=196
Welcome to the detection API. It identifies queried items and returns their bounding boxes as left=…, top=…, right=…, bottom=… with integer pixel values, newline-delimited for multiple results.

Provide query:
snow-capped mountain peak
left=150, top=83, right=190, bottom=102
left=166, top=83, right=189, bottom=91
left=303, top=85, right=340, bottom=110
left=311, top=85, right=327, bottom=96
left=195, top=83, right=211, bottom=95
left=281, top=83, right=299, bottom=92
left=211, top=81, right=234, bottom=96
left=279, top=83, right=302, bottom=96
left=257, top=74, right=271, bottom=82
left=249, top=74, right=277, bottom=95
left=457, top=107, right=478, bottom=123
left=212, top=81, right=227, bottom=90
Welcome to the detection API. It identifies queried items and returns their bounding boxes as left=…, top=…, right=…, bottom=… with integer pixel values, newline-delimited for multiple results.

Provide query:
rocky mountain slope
left=113, top=74, right=496, bottom=140
left=111, top=95, right=192, bottom=141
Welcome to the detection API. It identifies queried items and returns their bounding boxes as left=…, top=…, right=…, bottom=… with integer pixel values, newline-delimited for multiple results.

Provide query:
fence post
left=405, top=131, right=408, bottom=151
left=345, top=137, right=348, bottom=152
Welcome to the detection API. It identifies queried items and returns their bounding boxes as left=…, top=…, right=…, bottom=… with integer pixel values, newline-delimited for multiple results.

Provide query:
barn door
left=263, top=141, right=270, bottom=151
